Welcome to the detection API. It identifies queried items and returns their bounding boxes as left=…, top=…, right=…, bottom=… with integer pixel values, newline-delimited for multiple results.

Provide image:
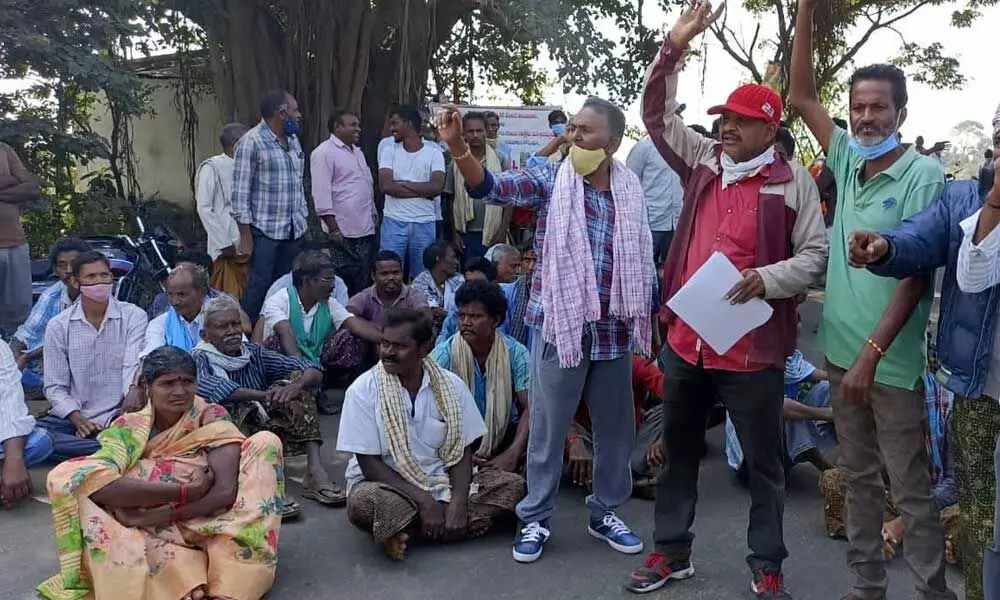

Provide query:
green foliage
left=0, top=0, right=153, bottom=254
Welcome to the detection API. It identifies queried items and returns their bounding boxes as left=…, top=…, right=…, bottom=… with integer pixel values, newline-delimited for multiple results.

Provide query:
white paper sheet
left=666, top=251, right=774, bottom=355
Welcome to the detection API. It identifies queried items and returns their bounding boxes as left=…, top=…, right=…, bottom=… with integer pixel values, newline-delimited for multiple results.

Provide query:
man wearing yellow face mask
left=436, top=97, right=658, bottom=565
left=626, top=2, right=829, bottom=597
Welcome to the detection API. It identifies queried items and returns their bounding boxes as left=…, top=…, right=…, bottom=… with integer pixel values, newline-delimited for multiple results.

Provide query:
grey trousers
left=986, top=433, right=1000, bottom=599
left=0, top=243, right=31, bottom=337
left=515, top=334, right=634, bottom=523
left=828, top=363, right=955, bottom=600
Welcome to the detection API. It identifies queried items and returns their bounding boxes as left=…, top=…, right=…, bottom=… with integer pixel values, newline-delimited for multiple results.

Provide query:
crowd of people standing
left=2, top=1, right=1000, bottom=599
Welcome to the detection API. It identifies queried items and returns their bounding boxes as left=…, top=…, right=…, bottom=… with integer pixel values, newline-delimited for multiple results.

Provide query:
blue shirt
left=430, top=333, right=530, bottom=419
left=231, top=120, right=309, bottom=241
left=14, top=281, right=71, bottom=351
left=193, top=343, right=320, bottom=404
left=626, top=137, right=683, bottom=232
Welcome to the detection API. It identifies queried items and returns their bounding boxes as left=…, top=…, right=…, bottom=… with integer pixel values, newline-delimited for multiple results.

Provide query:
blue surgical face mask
left=848, top=113, right=902, bottom=160
left=283, top=114, right=301, bottom=137
left=551, top=123, right=567, bottom=136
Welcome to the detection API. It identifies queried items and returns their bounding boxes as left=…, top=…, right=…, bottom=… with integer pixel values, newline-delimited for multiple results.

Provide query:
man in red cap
left=626, top=2, right=829, bottom=598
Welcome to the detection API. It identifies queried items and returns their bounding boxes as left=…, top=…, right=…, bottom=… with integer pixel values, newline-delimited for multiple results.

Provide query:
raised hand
left=670, top=1, right=726, bottom=48
left=434, top=105, right=464, bottom=147
left=847, top=230, right=889, bottom=267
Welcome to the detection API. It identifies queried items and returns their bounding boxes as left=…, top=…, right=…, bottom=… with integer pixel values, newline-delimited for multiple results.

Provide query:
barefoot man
left=337, top=307, right=525, bottom=560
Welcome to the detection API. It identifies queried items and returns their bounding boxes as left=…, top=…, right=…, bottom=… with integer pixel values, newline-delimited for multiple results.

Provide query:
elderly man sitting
left=192, top=296, right=345, bottom=512
left=261, top=250, right=382, bottom=376
left=431, top=280, right=530, bottom=473
left=338, top=308, right=525, bottom=561
left=141, top=263, right=214, bottom=356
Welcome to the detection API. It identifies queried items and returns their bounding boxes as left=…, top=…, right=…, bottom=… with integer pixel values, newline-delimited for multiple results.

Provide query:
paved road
left=0, top=300, right=964, bottom=599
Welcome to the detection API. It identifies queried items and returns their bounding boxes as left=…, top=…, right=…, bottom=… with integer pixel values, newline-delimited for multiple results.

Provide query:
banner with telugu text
left=428, top=103, right=563, bottom=167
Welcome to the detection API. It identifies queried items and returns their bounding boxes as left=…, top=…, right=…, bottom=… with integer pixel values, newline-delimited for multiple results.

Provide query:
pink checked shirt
left=310, top=135, right=375, bottom=238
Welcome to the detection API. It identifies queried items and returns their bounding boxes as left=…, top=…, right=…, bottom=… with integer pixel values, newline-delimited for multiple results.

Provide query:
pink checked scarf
left=541, top=159, right=654, bottom=367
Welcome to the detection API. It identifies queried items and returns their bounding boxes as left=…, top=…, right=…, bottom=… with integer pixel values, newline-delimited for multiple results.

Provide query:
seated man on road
left=148, top=251, right=254, bottom=336
left=337, top=308, right=525, bottom=560
left=0, top=339, right=54, bottom=505
left=725, top=349, right=836, bottom=477
left=431, top=280, right=530, bottom=473
left=10, top=237, right=91, bottom=389
left=261, top=249, right=383, bottom=376
left=435, top=256, right=497, bottom=345
left=568, top=356, right=666, bottom=499
left=410, top=239, right=464, bottom=312
left=40, top=251, right=147, bottom=458
left=502, top=243, right=536, bottom=348
left=192, top=296, right=344, bottom=512
left=141, top=263, right=214, bottom=356
left=265, top=243, right=350, bottom=307
left=345, top=250, right=429, bottom=367
left=486, top=243, right=522, bottom=284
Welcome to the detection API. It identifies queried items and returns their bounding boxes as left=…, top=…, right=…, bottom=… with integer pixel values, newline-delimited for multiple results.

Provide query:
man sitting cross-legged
left=141, top=263, right=215, bottom=357
left=192, top=296, right=345, bottom=513
left=431, top=280, right=531, bottom=473
left=261, top=249, right=383, bottom=378
left=337, top=307, right=526, bottom=560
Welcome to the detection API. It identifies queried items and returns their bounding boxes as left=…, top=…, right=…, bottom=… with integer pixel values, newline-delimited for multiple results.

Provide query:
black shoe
left=624, top=552, right=694, bottom=594
left=751, top=567, right=792, bottom=599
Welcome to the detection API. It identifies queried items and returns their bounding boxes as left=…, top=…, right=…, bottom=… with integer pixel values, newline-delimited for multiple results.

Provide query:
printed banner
left=429, top=103, right=563, bottom=167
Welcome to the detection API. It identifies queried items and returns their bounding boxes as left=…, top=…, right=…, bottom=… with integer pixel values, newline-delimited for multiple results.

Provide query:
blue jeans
left=242, top=228, right=302, bottom=322
left=36, top=415, right=101, bottom=459
left=0, top=428, right=54, bottom=466
left=380, top=218, right=437, bottom=280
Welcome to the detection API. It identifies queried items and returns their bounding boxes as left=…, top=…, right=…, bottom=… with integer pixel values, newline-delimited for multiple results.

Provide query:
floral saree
left=39, top=397, right=284, bottom=600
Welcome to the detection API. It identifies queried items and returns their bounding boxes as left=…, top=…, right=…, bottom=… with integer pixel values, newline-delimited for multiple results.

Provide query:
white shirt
left=377, top=138, right=445, bottom=223
left=266, top=272, right=349, bottom=306
left=260, top=287, right=354, bottom=340
left=337, top=366, right=486, bottom=501
left=0, top=340, right=35, bottom=444
left=957, top=209, right=1000, bottom=399
left=195, top=154, right=240, bottom=259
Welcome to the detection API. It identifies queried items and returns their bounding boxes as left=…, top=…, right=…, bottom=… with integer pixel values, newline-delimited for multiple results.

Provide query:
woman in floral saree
left=39, top=346, right=284, bottom=600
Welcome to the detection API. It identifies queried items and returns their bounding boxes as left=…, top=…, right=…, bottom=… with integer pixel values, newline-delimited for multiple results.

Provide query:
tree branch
left=709, top=13, right=763, bottom=82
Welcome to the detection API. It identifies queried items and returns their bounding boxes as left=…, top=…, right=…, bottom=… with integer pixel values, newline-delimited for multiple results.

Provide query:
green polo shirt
left=820, top=127, right=945, bottom=390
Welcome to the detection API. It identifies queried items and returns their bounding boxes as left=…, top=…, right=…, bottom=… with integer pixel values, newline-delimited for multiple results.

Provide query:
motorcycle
left=31, top=199, right=181, bottom=309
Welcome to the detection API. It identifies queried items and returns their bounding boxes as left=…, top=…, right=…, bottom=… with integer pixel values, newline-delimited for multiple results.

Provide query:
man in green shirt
left=789, top=1, right=954, bottom=599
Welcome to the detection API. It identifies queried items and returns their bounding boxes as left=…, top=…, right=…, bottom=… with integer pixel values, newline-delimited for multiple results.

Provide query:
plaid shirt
left=13, top=281, right=71, bottom=351
left=231, top=120, right=308, bottom=241
left=469, top=164, right=654, bottom=361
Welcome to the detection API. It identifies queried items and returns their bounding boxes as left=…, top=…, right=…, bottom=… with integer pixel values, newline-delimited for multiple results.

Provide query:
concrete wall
left=87, top=81, right=226, bottom=208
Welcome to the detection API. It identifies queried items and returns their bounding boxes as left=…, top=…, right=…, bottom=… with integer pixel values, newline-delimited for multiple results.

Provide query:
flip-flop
left=301, top=485, right=347, bottom=507
left=281, top=498, right=302, bottom=521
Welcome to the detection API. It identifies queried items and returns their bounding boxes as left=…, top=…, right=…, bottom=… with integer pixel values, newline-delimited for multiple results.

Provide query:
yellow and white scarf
left=448, top=333, right=511, bottom=458
left=375, top=359, right=465, bottom=493
left=453, top=145, right=507, bottom=244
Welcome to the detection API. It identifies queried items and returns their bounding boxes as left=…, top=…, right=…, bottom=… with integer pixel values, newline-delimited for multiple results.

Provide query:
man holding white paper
left=630, top=3, right=828, bottom=597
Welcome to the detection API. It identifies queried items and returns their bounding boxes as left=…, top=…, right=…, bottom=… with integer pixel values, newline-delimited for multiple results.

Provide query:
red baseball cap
left=708, top=84, right=783, bottom=126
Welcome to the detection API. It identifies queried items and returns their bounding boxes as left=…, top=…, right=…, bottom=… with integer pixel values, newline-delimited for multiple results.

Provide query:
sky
left=479, top=2, right=1000, bottom=158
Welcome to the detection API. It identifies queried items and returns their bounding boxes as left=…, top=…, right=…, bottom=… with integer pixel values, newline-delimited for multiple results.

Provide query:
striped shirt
left=468, top=164, right=655, bottom=361
left=0, top=340, right=34, bottom=443
left=13, top=280, right=71, bottom=351
left=231, top=120, right=309, bottom=241
left=193, top=343, right=320, bottom=404
left=956, top=209, right=1000, bottom=399
left=43, top=297, right=147, bottom=427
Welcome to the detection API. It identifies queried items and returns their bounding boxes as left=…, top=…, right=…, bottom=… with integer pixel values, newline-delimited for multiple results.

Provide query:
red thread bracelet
left=178, top=483, right=189, bottom=506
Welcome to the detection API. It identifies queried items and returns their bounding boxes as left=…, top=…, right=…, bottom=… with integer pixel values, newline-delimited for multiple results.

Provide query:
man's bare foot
left=384, top=532, right=409, bottom=561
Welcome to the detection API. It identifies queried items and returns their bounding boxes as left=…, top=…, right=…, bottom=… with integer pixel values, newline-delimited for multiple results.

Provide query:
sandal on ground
left=301, top=484, right=347, bottom=507
left=281, top=498, right=302, bottom=521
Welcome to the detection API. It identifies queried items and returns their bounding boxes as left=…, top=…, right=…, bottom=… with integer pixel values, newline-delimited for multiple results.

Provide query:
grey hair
left=489, top=244, right=519, bottom=263
left=140, top=345, right=197, bottom=384
left=168, top=263, right=210, bottom=292
left=202, top=295, right=242, bottom=321
left=220, top=122, right=248, bottom=150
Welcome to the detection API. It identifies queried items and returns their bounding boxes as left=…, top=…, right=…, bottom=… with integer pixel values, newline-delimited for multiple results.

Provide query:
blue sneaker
left=588, top=511, right=644, bottom=554
left=513, top=520, right=550, bottom=563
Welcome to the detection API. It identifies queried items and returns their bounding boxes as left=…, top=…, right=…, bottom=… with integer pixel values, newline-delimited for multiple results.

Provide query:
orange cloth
left=211, top=255, right=249, bottom=302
